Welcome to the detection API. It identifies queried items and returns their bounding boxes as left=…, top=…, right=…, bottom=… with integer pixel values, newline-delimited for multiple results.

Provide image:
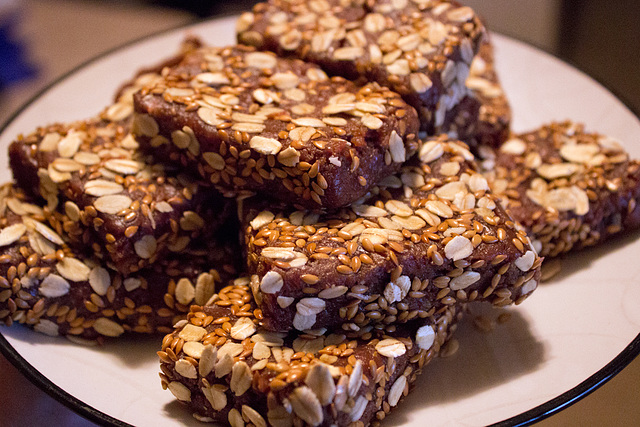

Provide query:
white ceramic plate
left=1, top=15, right=640, bottom=427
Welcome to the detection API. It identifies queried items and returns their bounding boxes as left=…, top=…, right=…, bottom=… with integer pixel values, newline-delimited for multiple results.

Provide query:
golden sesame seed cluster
left=9, top=115, right=231, bottom=275
left=1, top=0, right=640, bottom=426
left=241, top=137, right=541, bottom=334
left=149, top=1, right=543, bottom=425
left=0, top=40, right=241, bottom=342
left=237, top=0, right=485, bottom=134
left=483, top=121, right=640, bottom=258
left=132, top=45, right=422, bottom=209
left=154, top=0, right=640, bottom=423
left=160, top=278, right=461, bottom=425
left=0, top=184, right=239, bottom=342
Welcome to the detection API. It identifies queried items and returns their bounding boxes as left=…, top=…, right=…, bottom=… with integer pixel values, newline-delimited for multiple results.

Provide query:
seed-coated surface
left=483, top=121, right=640, bottom=258
left=132, top=45, right=420, bottom=209
left=9, top=95, right=231, bottom=274
left=237, top=0, right=486, bottom=132
left=160, top=277, right=461, bottom=425
left=440, top=39, right=511, bottom=155
left=0, top=184, right=240, bottom=342
left=242, top=135, right=541, bottom=333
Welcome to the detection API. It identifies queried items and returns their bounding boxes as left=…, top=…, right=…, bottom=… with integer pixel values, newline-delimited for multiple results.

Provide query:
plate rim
left=1, top=13, right=639, bottom=427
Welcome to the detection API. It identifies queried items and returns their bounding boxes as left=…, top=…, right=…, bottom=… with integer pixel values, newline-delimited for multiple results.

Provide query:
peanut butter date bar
left=484, top=121, right=640, bottom=257
left=132, top=45, right=420, bottom=209
left=242, top=136, right=541, bottom=333
left=159, top=278, right=461, bottom=426
left=237, top=0, right=486, bottom=132
left=440, top=40, right=511, bottom=154
left=0, top=185, right=239, bottom=342
left=9, top=112, right=230, bottom=275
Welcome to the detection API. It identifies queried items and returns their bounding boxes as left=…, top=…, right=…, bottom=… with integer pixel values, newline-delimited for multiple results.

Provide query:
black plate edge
left=0, top=12, right=638, bottom=427
left=490, top=333, right=640, bottom=426
left=487, top=29, right=640, bottom=427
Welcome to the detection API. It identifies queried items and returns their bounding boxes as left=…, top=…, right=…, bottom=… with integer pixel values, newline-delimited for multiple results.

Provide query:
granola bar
left=9, top=110, right=231, bottom=275
left=0, top=184, right=240, bottom=342
left=132, top=45, right=420, bottom=209
left=242, top=135, right=541, bottom=333
left=440, top=39, right=511, bottom=154
left=111, top=35, right=204, bottom=107
left=484, top=121, right=640, bottom=257
left=159, top=277, right=461, bottom=425
left=237, top=0, right=486, bottom=132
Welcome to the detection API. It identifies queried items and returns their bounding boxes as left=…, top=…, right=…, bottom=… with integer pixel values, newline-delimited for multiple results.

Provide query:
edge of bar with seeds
left=483, top=121, right=640, bottom=258
left=159, top=277, right=461, bottom=426
left=440, top=38, right=511, bottom=155
left=111, top=35, right=204, bottom=108
left=8, top=105, right=231, bottom=275
left=237, top=0, right=486, bottom=133
left=0, top=184, right=240, bottom=343
left=241, top=135, right=541, bottom=333
left=132, top=44, right=420, bottom=209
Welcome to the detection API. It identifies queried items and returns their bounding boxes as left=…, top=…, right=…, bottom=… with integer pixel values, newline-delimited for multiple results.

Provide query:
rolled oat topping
left=9, top=101, right=231, bottom=274
left=237, top=0, right=486, bottom=132
left=0, top=184, right=240, bottom=342
left=483, top=121, right=640, bottom=258
left=242, top=135, right=541, bottom=333
left=132, top=45, right=420, bottom=209
left=159, top=277, right=461, bottom=425
left=439, top=39, right=511, bottom=155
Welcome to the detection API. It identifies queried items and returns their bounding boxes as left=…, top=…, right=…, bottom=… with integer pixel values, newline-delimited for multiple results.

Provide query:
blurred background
left=0, top=0, right=638, bottom=425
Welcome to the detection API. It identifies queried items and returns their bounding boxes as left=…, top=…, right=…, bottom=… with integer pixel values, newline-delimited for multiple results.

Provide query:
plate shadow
left=386, top=304, right=545, bottom=426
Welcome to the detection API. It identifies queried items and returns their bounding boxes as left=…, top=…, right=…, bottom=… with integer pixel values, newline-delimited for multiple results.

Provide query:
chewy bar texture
left=484, top=121, right=640, bottom=258
left=0, top=184, right=239, bottom=342
left=132, top=45, right=420, bottom=209
left=159, top=278, right=461, bottom=426
left=242, top=136, right=541, bottom=333
left=9, top=111, right=230, bottom=275
left=440, top=40, right=511, bottom=154
left=237, top=0, right=485, bottom=132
